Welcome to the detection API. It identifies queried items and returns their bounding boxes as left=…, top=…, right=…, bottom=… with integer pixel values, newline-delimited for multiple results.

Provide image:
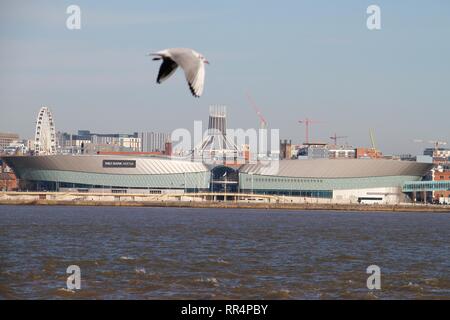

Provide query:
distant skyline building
left=56, top=131, right=71, bottom=150
left=424, top=148, right=450, bottom=164
left=280, top=140, right=292, bottom=160
left=55, top=130, right=141, bottom=154
left=297, top=143, right=329, bottom=159
left=328, top=147, right=356, bottom=159
left=139, top=132, right=170, bottom=153
left=0, top=132, right=19, bottom=149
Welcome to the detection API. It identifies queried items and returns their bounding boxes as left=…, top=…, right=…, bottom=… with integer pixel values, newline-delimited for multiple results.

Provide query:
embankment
left=0, top=196, right=449, bottom=213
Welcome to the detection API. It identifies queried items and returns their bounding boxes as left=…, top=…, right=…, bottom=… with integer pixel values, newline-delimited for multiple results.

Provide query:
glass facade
left=403, top=181, right=450, bottom=192
left=239, top=173, right=422, bottom=193
left=240, top=189, right=333, bottom=198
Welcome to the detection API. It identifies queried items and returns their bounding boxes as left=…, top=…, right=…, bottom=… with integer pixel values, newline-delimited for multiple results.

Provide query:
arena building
left=239, top=159, right=432, bottom=204
left=2, top=154, right=433, bottom=204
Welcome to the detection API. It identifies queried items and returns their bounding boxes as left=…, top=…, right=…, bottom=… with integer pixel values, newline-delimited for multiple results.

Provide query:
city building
left=239, top=159, right=431, bottom=204
left=56, top=130, right=141, bottom=154
left=432, top=168, right=450, bottom=203
left=0, top=159, right=18, bottom=191
left=0, top=172, right=17, bottom=191
left=396, top=154, right=417, bottom=161
left=280, top=139, right=292, bottom=159
left=1, top=142, right=29, bottom=155
left=328, top=148, right=356, bottom=159
left=3, top=155, right=210, bottom=193
left=355, top=147, right=382, bottom=159
left=0, top=132, right=19, bottom=149
left=424, top=148, right=450, bottom=165
left=297, top=143, right=329, bottom=159
left=139, top=132, right=170, bottom=153
left=296, top=145, right=359, bottom=160
left=424, top=148, right=450, bottom=158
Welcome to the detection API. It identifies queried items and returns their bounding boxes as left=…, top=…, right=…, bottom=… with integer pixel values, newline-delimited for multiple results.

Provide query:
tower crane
left=245, top=92, right=268, bottom=130
left=369, top=129, right=377, bottom=150
left=298, top=118, right=322, bottom=144
left=330, top=133, right=348, bottom=146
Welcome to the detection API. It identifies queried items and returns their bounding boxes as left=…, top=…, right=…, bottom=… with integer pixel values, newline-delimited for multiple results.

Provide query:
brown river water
left=0, top=205, right=449, bottom=299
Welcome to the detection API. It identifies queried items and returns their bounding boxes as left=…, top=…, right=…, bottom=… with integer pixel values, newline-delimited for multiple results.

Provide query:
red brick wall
left=433, top=171, right=450, bottom=200
left=0, top=173, right=18, bottom=191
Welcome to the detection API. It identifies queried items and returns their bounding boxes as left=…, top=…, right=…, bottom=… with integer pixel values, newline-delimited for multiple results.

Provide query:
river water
left=0, top=205, right=449, bottom=299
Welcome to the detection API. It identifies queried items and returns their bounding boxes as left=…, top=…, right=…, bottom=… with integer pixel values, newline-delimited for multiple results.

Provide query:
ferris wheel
left=34, top=106, right=56, bottom=155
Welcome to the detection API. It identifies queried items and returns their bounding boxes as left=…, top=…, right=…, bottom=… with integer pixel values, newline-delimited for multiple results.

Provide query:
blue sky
left=0, top=0, right=449, bottom=154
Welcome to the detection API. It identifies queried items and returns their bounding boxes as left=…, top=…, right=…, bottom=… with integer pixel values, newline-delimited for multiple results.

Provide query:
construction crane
left=298, top=118, right=322, bottom=144
left=369, top=129, right=377, bottom=150
left=330, top=133, right=348, bottom=146
left=245, top=92, right=267, bottom=130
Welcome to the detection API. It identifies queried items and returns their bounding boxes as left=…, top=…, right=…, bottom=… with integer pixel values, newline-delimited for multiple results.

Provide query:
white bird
left=148, top=48, right=209, bottom=98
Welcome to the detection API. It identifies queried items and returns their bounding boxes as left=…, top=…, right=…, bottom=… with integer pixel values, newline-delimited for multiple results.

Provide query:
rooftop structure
left=193, top=105, right=241, bottom=163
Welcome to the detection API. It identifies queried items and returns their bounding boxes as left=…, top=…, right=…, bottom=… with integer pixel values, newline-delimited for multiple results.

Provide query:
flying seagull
left=148, top=48, right=209, bottom=98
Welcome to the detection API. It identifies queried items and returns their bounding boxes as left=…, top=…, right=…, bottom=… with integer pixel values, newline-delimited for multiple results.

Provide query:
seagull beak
left=204, top=60, right=210, bottom=65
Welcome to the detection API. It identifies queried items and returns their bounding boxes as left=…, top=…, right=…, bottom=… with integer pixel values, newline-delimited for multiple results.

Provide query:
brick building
left=0, top=160, right=18, bottom=191
left=433, top=170, right=450, bottom=202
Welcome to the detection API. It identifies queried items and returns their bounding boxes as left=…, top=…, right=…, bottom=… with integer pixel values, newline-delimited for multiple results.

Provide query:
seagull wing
left=169, top=49, right=205, bottom=97
left=157, top=58, right=178, bottom=84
